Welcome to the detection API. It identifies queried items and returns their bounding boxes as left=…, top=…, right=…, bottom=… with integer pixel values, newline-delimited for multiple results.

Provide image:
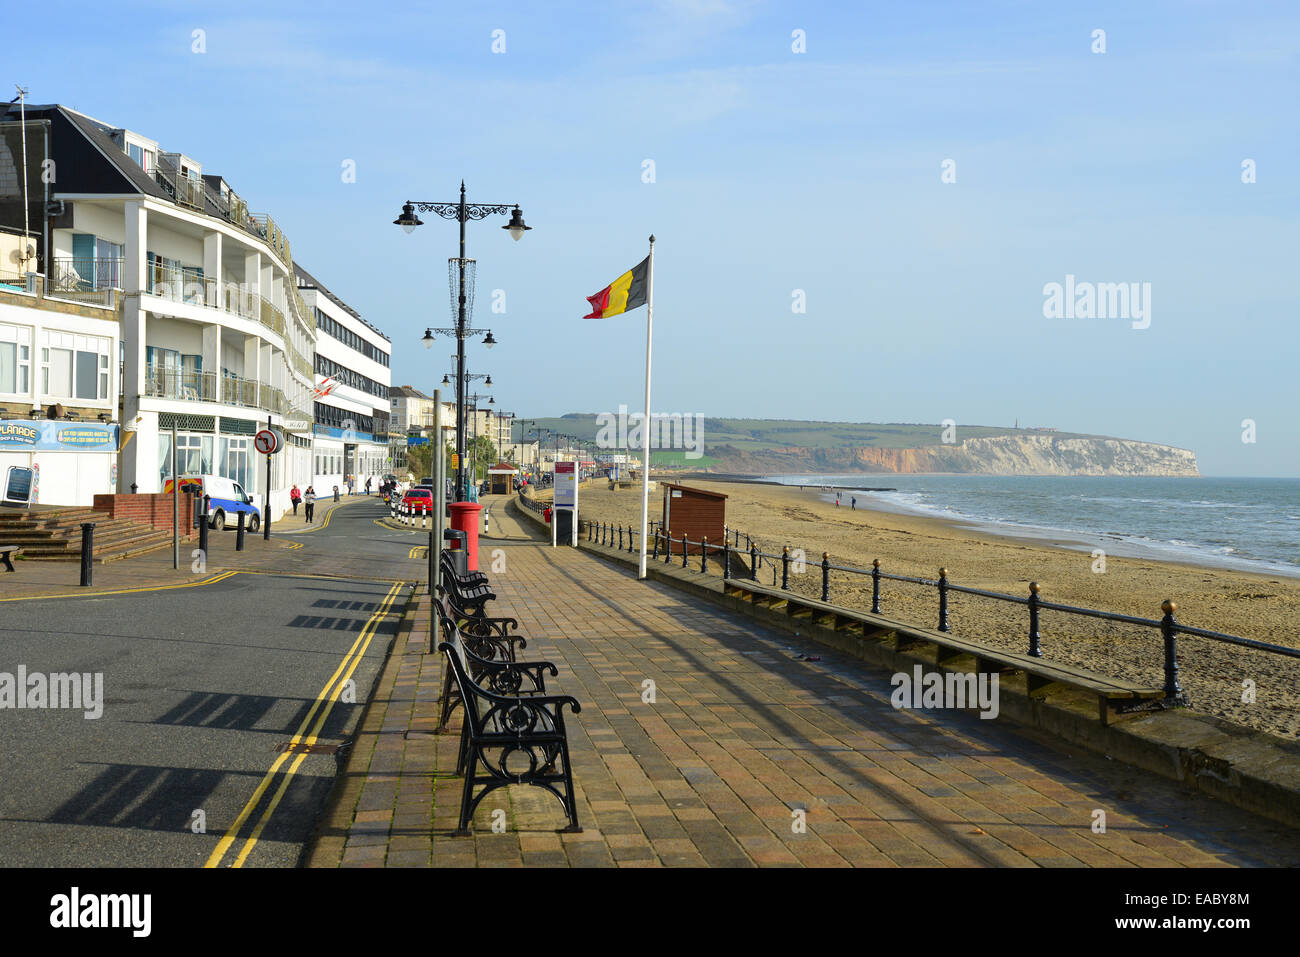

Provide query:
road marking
left=205, top=580, right=407, bottom=868
left=285, top=541, right=304, bottom=550
left=408, top=545, right=428, bottom=559
left=233, top=569, right=407, bottom=586
left=0, top=570, right=239, bottom=603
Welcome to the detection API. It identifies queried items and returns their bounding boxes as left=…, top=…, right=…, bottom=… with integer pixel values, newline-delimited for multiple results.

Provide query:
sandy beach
left=536, top=477, right=1300, bottom=737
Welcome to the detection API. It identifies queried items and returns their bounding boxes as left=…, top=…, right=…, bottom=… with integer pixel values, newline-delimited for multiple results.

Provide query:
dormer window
left=127, top=143, right=151, bottom=173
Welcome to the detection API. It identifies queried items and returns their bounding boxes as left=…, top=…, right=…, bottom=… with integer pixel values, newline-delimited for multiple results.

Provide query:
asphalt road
left=0, top=496, right=425, bottom=867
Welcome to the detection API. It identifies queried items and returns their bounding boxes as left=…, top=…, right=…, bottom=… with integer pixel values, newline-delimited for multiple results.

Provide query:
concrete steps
left=0, top=506, right=179, bottom=563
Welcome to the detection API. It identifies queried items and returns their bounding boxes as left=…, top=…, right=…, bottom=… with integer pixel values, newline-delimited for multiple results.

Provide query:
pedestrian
left=290, top=483, right=301, bottom=516
left=304, top=486, right=316, bottom=524
left=365, top=476, right=372, bottom=495
left=333, top=484, right=340, bottom=503
left=851, top=497, right=856, bottom=510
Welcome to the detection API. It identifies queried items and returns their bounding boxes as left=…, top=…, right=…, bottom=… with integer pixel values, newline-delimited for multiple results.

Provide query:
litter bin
left=442, top=527, right=468, bottom=578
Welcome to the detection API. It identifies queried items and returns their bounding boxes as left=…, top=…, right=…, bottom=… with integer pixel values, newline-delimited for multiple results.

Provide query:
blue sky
left=14, top=0, right=1299, bottom=475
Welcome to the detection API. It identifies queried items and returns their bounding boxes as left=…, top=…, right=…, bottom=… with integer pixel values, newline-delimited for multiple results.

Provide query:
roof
left=295, top=262, right=391, bottom=343
left=661, top=483, right=728, bottom=500
left=392, top=385, right=430, bottom=400
left=487, top=463, right=518, bottom=472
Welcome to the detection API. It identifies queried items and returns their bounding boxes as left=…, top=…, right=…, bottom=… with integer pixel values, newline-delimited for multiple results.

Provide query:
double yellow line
left=204, top=580, right=407, bottom=868
left=0, top=570, right=238, bottom=603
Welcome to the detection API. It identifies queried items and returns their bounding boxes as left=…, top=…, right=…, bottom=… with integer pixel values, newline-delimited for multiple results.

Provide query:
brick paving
left=307, top=541, right=1300, bottom=868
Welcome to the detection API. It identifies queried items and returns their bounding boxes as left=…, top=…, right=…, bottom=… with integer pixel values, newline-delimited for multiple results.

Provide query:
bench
left=438, top=620, right=582, bottom=834
left=434, top=594, right=535, bottom=730
left=0, top=545, right=21, bottom=572
left=723, top=577, right=1167, bottom=724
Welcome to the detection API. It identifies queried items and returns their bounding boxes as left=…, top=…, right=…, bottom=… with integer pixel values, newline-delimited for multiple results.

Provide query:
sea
left=765, top=475, right=1300, bottom=579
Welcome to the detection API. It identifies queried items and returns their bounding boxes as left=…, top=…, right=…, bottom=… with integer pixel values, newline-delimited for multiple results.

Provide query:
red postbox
left=448, top=501, right=483, bottom=572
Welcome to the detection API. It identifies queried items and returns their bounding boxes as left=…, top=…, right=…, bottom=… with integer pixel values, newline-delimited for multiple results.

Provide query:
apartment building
left=296, top=264, right=391, bottom=490
left=0, top=102, right=316, bottom=516
left=390, top=385, right=453, bottom=471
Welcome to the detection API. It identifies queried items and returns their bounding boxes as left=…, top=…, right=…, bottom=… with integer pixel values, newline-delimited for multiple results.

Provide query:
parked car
left=401, top=487, right=434, bottom=513
left=166, top=474, right=261, bottom=532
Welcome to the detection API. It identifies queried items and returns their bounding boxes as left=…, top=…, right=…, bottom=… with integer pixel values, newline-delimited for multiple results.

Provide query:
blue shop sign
left=0, top=419, right=118, bottom=452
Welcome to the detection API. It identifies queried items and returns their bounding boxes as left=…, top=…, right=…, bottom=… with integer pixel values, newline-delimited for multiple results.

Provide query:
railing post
left=1161, top=600, right=1185, bottom=702
left=937, top=567, right=950, bottom=632
left=701, top=536, right=708, bottom=573
left=629, top=525, right=635, bottom=553
left=871, top=559, right=881, bottom=613
left=236, top=510, right=246, bottom=551
left=681, top=533, right=688, bottom=568
left=79, top=522, right=95, bottom=587
left=652, top=528, right=659, bottom=559
left=781, top=546, right=790, bottom=590
left=723, top=539, right=731, bottom=579
left=1027, top=582, right=1042, bottom=657
left=618, top=525, right=623, bottom=550
left=750, top=543, right=758, bottom=581
left=821, top=551, right=830, bottom=602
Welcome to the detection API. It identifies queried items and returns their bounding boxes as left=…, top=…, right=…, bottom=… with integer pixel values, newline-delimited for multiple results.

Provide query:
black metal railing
left=571, top=517, right=1300, bottom=727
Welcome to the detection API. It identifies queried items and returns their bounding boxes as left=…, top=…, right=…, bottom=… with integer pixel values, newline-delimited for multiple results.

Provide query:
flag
left=584, top=256, right=649, bottom=318
left=314, top=375, right=337, bottom=398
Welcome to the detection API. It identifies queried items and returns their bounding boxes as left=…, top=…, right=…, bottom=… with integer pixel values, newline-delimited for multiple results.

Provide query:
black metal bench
left=438, top=621, right=582, bottom=834
left=0, top=545, right=21, bottom=572
left=434, top=593, right=538, bottom=730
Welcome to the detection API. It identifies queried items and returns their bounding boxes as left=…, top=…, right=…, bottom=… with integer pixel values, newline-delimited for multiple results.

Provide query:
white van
left=165, top=474, right=261, bottom=531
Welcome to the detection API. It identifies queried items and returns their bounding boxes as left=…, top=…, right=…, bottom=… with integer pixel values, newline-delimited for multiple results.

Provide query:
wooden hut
left=660, top=483, right=726, bottom=555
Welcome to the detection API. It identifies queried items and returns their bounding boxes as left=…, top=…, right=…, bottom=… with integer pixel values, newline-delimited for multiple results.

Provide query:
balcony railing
left=153, top=155, right=205, bottom=211
left=143, top=367, right=287, bottom=414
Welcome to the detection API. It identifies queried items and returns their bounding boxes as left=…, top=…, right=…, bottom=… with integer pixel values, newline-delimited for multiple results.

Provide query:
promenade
left=308, top=517, right=1300, bottom=868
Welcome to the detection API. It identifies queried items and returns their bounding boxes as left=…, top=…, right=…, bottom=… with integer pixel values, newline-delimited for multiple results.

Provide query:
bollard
left=666, top=531, right=673, bottom=564
left=79, top=522, right=95, bottom=586
left=1160, top=600, right=1185, bottom=702
left=937, top=567, right=950, bottom=632
left=781, top=546, right=790, bottom=590
left=701, top=536, right=708, bottom=573
left=681, top=533, right=688, bottom=568
left=1027, top=582, right=1042, bottom=657
left=618, top=525, right=623, bottom=550
left=428, top=528, right=435, bottom=597
left=821, top=551, right=830, bottom=602
left=750, top=543, right=759, bottom=581
left=198, top=502, right=209, bottom=559
left=423, top=504, right=429, bottom=530
left=871, top=559, right=881, bottom=613
left=236, top=510, right=246, bottom=551
left=629, top=525, right=635, bottom=554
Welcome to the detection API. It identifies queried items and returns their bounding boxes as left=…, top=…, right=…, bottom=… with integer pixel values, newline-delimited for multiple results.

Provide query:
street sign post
left=254, top=420, right=282, bottom=539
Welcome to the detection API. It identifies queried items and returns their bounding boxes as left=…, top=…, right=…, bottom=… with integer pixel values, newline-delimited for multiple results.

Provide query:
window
left=41, top=331, right=110, bottom=401
left=0, top=325, right=32, bottom=396
left=127, top=143, right=151, bottom=173
left=158, top=433, right=213, bottom=485
left=220, top=437, right=251, bottom=493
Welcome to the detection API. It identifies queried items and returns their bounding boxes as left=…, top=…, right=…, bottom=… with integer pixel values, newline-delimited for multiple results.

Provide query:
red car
left=401, top=488, right=433, bottom=512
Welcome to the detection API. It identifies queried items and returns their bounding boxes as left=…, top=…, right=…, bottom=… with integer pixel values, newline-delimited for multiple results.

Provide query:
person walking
left=851, top=496, right=856, bottom=510
left=365, top=476, right=372, bottom=496
left=303, top=486, right=316, bottom=524
left=290, top=484, right=301, bottom=516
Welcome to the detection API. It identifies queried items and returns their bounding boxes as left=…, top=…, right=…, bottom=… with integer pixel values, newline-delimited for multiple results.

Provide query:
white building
left=2, top=102, right=317, bottom=516
left=296, top=264, right=391, bottom=492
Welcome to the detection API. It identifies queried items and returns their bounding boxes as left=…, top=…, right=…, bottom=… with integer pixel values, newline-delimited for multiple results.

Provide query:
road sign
left=254, top=428, right=282, bottom=455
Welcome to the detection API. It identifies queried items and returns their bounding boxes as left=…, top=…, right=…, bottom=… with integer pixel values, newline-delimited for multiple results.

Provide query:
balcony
left=47, top=257, right=122, bottom=307
left=143, top=367, right=287, bottom=415
left=153, top=154, right=205, bottom=212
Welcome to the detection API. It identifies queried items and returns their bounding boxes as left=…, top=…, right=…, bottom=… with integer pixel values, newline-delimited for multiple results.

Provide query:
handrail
left=572, top=515, right=1300, bottom=713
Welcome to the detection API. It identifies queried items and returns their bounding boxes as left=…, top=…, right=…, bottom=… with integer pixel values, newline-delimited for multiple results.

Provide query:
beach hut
left=486, top=463, right=519, bottom=495
left=661, top=483, right=726, bottom=555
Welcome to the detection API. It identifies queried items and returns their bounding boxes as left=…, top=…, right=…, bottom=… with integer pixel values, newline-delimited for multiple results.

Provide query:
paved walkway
left=308, top=541, right=1300, bottom=867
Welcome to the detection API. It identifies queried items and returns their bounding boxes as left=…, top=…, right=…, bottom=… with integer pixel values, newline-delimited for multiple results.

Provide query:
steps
left=0, top=506, right=179, bottom=563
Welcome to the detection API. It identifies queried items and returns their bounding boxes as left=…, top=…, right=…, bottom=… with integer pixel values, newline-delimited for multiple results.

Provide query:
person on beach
left=290, top=484, right=301, bottom=516
left=303, top=486, right=316, bottom=524
left=851, top=497, right=856, bottom=510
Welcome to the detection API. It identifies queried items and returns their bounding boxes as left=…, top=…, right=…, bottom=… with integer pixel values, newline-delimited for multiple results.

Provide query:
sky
left=11, top=0, right=1299, bottom=475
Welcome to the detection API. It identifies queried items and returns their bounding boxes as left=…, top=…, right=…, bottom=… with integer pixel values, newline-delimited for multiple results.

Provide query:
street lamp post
left=396, top=182, right=529, bottom=501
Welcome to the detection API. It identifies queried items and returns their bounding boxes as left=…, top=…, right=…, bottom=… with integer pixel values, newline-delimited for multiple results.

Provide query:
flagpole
left=638, top=235, right=655, bottom=580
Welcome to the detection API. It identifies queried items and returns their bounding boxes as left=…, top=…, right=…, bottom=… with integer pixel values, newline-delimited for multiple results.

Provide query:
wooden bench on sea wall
left=722, top=577, right=1168, bottom=725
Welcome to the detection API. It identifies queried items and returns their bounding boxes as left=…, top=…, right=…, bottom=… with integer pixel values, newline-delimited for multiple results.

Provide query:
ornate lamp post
left=396, top=182, right=529, bottom=501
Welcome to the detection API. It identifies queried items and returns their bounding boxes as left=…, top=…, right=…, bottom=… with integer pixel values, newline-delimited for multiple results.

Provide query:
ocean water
left=767, top=475, right=1300, bottom=578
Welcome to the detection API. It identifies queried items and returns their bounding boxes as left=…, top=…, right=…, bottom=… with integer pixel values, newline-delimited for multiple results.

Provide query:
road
left=0, top=495, right=429, bottom=867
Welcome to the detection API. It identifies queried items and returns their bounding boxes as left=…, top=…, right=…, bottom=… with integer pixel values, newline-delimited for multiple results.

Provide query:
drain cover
left=274, top=742, right=341, bottom=755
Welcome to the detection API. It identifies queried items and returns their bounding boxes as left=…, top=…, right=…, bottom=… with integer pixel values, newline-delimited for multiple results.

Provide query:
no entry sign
left=254, top=428, right=283, bottom=455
